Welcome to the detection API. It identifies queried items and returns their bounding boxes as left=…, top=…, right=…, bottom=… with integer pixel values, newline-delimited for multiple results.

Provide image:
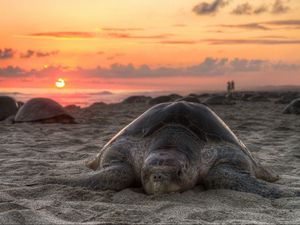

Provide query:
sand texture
left=0, top=100, right=299, bottom=224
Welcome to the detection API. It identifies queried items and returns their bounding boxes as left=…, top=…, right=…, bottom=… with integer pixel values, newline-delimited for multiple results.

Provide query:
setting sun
left=55, top=78, right=65, bottom=88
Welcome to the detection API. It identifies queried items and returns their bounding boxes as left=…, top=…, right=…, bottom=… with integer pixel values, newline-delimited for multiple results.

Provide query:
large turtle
left=14, top=98, right=75, bottom=123
left=0, top=96, right=19, bottom=121
left=39, top=101, right=298, bottom=198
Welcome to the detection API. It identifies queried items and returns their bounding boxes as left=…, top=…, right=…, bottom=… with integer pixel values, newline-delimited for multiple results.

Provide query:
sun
left=55, top=78, right=65, bottom=88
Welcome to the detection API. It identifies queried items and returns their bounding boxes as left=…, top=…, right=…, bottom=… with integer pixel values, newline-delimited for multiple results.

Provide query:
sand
left=0, top=99, right=299, bottom=224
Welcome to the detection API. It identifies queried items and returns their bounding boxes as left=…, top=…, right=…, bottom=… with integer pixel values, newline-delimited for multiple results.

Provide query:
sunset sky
left=0, top=0, right=300, bottom=92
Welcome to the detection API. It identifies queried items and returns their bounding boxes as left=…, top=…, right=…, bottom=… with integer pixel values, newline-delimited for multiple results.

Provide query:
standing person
left=231, top=80, right=235, bottom=93
left=227, top=81, right=231, bottom=95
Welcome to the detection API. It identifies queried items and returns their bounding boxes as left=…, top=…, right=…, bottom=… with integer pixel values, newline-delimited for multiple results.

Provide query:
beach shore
left=0, top=94, right=299, bottom=224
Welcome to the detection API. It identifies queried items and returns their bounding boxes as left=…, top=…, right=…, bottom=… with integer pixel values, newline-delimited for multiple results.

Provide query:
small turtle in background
left=14, top=98, right=75, bottom=123
left=35, top=101, right=299, bottom=198
left=122, top=96, right=152, bottom=104
left=204, top=95, right=235, bottom=105
left=283, top=98, right=300, bottom=114
left=0, top=96, right=19, bottom=121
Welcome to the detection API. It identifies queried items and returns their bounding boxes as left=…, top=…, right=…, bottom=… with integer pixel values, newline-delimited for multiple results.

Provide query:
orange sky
left=0, top=0, right=300, bottom=92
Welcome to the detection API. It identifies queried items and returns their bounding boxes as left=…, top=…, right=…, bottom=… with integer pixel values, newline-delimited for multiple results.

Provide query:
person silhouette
left=231, top=80, right=235, bottom=93
left=227, top=81, right=231, bottom=95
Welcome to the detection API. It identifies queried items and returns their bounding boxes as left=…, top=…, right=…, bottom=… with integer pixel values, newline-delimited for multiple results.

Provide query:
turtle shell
left=0, top=96, right=19, bottom=121
left=14, top=98, right=73, bottom=122
left=106, top=101, right=244, bottom=148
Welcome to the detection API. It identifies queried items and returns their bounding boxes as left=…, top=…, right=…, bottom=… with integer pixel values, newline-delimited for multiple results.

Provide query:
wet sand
left=0, top=99, right=299, bottom=224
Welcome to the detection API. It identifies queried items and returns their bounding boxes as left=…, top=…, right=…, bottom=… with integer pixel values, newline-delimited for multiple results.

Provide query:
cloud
left=105, top=33, right=172, bottom=39
left=22, top=30, right=172, bottom=41
left=106, top=53, right=125, bottom=61
left=1, top=58, right=300, bottom=79
left=218, top=20, right=300, bottom=31
left=28, top=32, right=96, bottom=39
left=265, top=20, right=300, bottom=26
left=158, top=38, right=300, bottom=45
left=272, top=0, right=290, bottom=14
left=220, top=23, right=270, bottom=30
left=231, top=3, right=268, bottom=15
left=101, top=27, right=143, bottom=31
left=231, top=0, right=290, bottom=16
left=192, top=0, right=228, bottom=16
left=158, top=40, right=198, bottom=45
left=75, top=58, right=300, bottom=77
left=0, top=48, right=14, bottom=59
left=36, top=50, right=59, bottom=57
left=20, top=50, right=59, bottom=58
left=0, top=66, right=25, bottom=76
left=20, top=50, right=35, bottom=58
left=204, top=39, right=300, bottom=45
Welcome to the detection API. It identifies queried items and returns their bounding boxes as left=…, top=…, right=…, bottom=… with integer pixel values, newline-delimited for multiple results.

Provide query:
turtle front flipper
left=29, top=163, right=137, bottom=191
left=203, top=164, right=298, bottom=199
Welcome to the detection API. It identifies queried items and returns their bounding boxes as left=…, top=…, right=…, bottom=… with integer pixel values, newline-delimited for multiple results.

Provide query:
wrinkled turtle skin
left=14, top=98, right=75, bottom=123
left=38, top=101, right=298, bottom=198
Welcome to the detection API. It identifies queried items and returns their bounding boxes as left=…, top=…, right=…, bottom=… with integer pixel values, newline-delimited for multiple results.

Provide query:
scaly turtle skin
left=14, top=98, right=75, bottom=123
left=0, top=96, right=19, bottom=121
left=40, top=101, right=298, bottom=198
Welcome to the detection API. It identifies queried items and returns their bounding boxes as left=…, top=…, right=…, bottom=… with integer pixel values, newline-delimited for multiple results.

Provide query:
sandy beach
left=0, top=95, right=299, bottom=225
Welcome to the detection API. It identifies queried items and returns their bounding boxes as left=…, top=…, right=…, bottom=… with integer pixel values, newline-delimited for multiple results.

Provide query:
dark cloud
left=272, top=0, right=290, bottom=14
left=0, top=48, right=14, bottom=59
left=231, top=3, right=268, bottom=15
left=20, top=50, right=59, bottom=58
left=29, top=32, right=96, bottom=39
left=36, top=50, right=59, bottom=57
left=231, top=3, right=252, bottom=15
left=192, top=0, right=228, bottom=16
left=20, top=50, right=35, bottom=58
left=0, top=66, right=24, bottom=76
left=253, top=5, right=268, bottom=14
left=1, top=58, right=300, bottom=79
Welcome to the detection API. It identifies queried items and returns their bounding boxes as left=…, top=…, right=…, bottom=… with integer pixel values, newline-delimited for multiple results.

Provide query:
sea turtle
left=38, top=101, right=298, bottom=198
left=122, top=96, right=152, bottom=104
left=14, top=98, right=75, bottom=123
left=204, top=95, right=235, bottom=105
left=283, top=98, right=300, bottom=114
left=0, top=96, right=19, bottom=121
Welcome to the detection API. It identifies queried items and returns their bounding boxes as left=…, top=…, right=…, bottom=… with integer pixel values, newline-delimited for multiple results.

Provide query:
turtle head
left=141, top=150, right=195, bottom=195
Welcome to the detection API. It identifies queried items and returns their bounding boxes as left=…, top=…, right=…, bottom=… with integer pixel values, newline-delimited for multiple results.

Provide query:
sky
left=0, top=0, right=300, bottom=92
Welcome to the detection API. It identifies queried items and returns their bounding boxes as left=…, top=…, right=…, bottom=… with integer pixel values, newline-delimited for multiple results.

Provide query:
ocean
left=0, top=88, right=189, bottom=107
